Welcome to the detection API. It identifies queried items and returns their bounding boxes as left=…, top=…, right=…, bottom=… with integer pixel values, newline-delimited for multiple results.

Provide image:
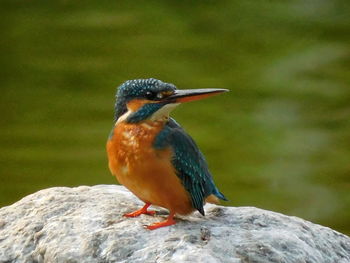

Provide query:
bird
left=106, top=78, right=228, bottom=230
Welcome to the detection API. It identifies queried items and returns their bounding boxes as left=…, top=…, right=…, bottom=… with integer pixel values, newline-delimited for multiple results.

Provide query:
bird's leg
left=124, top=203, right=156, bottom=217
left=146, top=211, right=176, bottom=230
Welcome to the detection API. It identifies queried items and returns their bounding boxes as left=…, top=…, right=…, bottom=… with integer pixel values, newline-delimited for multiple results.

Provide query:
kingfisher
left=107, top=78, right=228, bottom=230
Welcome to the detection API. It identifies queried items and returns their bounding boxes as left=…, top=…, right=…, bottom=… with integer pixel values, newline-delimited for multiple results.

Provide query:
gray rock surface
left=0, top=185, right=349, bottom=263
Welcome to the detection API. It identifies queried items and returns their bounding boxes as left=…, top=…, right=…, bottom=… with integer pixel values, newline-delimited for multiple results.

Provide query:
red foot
left=146, top=212, right=176, bottom=230
left=124, top=203, right=155, bottom=217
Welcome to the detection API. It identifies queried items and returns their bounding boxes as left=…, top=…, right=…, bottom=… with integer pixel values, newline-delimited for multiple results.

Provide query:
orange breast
left=106, top=120, right=193, bottom=215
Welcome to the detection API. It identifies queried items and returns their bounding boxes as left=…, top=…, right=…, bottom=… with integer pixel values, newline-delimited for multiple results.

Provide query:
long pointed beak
left=162, top=88, right=229, bottom=103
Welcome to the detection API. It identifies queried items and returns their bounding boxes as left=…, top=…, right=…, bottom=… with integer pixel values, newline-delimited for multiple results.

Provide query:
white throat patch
left=150, top=103, right=180, bottom=121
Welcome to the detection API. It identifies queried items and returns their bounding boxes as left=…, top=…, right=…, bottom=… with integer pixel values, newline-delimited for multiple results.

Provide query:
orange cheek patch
left=127, top=99, right=155, bottom=112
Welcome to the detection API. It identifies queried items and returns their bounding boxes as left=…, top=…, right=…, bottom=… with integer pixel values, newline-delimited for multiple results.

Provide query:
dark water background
left=1, top=0, right=349, bottom=235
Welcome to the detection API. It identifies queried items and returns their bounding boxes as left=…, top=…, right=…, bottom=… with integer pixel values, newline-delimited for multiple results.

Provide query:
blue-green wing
left=154, top=118, right=226, bottom=215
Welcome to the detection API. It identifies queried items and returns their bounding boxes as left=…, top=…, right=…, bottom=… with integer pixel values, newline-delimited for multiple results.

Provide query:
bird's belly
left=107, top=122, right=193, bottom=215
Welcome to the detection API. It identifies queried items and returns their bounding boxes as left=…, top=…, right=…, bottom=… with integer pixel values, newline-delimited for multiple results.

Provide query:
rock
left=0, top=185, right=349, bottom=263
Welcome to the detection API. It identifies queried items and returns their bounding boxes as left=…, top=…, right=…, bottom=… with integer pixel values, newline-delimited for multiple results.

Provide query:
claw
left=124, top=203, right=155, bottom=217
left=146, top=212, right=176, bottom=230
left=124, top=210, right=155, bottom=217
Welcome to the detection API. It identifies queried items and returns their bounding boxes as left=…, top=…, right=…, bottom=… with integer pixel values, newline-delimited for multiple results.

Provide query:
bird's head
left=114, top=78, right=228, bottom=123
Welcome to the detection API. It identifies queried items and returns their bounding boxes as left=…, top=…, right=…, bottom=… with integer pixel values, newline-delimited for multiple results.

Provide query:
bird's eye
left=145, top=91, right=156, bottom=100
left=145, top=91, right=165, bottom=100
left=145, top=90, right=173, bottom=100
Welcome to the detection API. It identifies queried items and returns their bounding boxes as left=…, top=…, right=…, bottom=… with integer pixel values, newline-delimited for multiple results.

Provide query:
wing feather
left=154, top=118, right=226, bottom=215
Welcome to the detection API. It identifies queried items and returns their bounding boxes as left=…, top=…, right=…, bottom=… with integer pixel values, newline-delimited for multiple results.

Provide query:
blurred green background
left=1, top=0, right=349, bottom=235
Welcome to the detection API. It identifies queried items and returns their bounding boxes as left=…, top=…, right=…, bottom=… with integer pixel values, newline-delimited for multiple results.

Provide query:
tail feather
left=214, top=190, right=228, bottom=201
left=205, top=190, right=228, bottom=205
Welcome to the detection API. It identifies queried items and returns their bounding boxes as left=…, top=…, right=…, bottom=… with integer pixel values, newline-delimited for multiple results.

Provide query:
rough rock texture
left=0, top=185, right=349, bottom=263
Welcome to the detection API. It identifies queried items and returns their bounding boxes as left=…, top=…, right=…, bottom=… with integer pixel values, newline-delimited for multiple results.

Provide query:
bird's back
left=154, top=118, right=227, bottom=215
